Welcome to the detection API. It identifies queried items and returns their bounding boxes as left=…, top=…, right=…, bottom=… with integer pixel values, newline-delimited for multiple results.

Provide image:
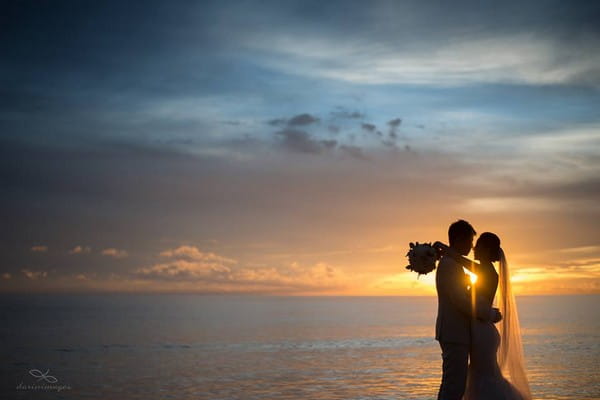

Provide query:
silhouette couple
left=434, top=220, right=531, bottom=400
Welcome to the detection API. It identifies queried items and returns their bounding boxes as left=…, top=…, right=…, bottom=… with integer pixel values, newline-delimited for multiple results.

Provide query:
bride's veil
left=497, top=248, right=532, bottom=400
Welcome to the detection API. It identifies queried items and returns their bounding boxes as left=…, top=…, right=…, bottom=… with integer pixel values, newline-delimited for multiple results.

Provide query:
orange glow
left=2, top=223, right=600, bottom=295
left=464, top=268, right=478, bottom=285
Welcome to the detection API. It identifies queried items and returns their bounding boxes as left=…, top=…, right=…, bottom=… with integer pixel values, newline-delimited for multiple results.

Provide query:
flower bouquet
left=405, top=242, right=440, bottom=277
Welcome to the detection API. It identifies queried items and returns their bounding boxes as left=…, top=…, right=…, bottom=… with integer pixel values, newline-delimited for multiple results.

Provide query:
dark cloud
left=268, top=118, right=287, bottom=126
left=288, top=113, right=320, bottom=126
left=275, top=129, right=336, bottom=154
left=387, top=118, right=402, bottom=140
left=387, top=118, right=402, bottom=128
left=361, top=123, right=376, bottom=132
left=339, top=145, right=368, bottom=160
left=267, top=113, right=320, bottom=127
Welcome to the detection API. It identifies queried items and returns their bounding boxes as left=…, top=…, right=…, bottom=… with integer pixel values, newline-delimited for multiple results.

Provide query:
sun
left=463, top=267, right=478, bottom=285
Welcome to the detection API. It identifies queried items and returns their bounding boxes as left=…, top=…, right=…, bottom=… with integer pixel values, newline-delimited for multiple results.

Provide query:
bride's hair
left=475, top=232, right=501, bottom=262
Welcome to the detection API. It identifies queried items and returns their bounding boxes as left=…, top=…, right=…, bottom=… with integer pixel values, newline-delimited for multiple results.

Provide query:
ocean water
left=1, top=294, right=598, bottom=399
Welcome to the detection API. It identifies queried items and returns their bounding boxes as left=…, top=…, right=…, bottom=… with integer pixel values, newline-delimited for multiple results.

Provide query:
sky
left=1, top=0, right=599, bottom=295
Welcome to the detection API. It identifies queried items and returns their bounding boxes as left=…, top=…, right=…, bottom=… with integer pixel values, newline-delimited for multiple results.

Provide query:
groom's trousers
left=437, top=341, right=469, bottom=400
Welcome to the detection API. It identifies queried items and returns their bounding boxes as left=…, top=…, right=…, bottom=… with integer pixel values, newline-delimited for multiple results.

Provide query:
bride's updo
left=475, top=232, right=501, bottom=262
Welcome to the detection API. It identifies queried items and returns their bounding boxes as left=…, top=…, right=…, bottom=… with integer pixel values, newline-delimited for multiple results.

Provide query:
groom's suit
left=435, top=255, right=472, bottom=345
left=435, top=254, right=491, bottom=400
left=435, top=256, right=493, bottom=400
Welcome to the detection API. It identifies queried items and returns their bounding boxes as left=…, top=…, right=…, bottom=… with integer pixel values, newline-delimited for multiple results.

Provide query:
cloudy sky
left=1, top=0, right=599, bottom=295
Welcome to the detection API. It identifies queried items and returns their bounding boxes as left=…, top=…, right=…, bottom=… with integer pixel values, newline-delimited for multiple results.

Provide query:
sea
left=1, top=294, right=598, bottom=399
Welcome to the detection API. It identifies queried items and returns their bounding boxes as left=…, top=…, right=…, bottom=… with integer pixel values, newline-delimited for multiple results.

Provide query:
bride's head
left=474, top=232, right=501, bottom=262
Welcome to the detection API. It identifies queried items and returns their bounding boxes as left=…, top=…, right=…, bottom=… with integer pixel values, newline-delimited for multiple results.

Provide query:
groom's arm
left=434, top=242, right=479, bottom=273
left=439, top=258, right=472, bottom=318
left=440, top=258, right=495, bottom=321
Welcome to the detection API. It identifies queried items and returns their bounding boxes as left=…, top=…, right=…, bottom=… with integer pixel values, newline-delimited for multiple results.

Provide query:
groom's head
left=448, top=219, right=476, bottom=256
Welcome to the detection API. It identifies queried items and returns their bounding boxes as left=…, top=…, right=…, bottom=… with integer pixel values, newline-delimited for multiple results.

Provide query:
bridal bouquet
left=405, top=242, right=439, bottom=276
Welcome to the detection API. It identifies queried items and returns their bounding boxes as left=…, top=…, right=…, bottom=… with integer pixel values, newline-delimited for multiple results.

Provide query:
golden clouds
left=30, top=245, right=48, bottom=252
left=131, top=245, right=350, bottom=294
left=68, top=245, right=92, bottom=255
left=21, top=269, right=47, bottom=280
left=158, top=245, right=235, bottom=264
left=100, top=248, right=129, bottom=259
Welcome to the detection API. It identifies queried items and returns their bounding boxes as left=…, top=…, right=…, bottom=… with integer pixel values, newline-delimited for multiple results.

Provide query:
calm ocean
left=1, top=294, right=598, bottom=399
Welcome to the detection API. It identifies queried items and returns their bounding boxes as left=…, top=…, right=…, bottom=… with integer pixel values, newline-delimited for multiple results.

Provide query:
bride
left=437, top=233, right=532, bottom=400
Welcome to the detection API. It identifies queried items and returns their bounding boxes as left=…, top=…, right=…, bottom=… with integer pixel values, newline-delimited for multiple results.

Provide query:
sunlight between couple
left=434, top=220, right=531, bottom=400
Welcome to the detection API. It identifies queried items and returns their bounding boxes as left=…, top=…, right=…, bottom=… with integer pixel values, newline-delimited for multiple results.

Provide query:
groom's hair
left=448, top=219, right=476, bottom=246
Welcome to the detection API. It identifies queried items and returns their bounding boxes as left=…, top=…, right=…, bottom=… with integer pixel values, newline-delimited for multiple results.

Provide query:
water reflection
left=1, top=295, right=598, bottom=399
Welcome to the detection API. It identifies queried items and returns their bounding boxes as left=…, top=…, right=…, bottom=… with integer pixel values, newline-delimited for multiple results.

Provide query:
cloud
left=247, top=32, right=600, bottom=86
left=381, top=139, right=399, bottom=149
left=558, top=245, right=600, bottom=254
left=361, top=123, right=376, bottom=132
left=230, top=261, right=349, bottom=292
left=509, top=254, right=600, bottom=295
left=267, top=113, right=320, bottom=128
left=159, top=245, right=236, bottom=264
left=68, top=245, right=91, bottom=255
left=465, top=193, right=600, bottom=214
left=268, top=118, right=287, bottom=126
left=339, top=145, right=367, bottom=160
left=134, top=245, right=350, bottom=293
left=387, top=118, right=402, bottom=128
left=266, top=110, right=410, bottom=157
left=136, top=258, right=232, bottom=281
left=275, top=129, right=337, bottom=154
left=136, top=245, right=237, bottom=281
left=21, top=269, right=47, bottom=280
left=101, top=248, right=129, bottom=259
left=31, top=245, right=48, bottom=252
left=387, top=118, right=402, bottom=140
left=288, top=113, right=319, bottom=126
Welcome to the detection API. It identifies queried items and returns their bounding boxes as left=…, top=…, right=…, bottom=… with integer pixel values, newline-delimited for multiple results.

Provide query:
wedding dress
left=463, top=250, right=532, bottom=400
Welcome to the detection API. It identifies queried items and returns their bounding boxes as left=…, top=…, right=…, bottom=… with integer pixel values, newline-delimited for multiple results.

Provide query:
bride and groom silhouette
left=434, top=220, right=531, bottom=400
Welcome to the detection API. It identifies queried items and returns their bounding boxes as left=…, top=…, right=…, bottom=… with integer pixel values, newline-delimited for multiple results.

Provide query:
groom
left=435, top=219, right=501, bottom=400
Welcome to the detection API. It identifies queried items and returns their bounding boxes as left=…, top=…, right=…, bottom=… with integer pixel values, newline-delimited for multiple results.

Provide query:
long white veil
left=497, top=248, right=532, bottom=400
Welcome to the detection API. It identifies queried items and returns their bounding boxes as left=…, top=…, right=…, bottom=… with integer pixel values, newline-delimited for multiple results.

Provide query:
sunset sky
left=1, top=0, right=599, bottom=295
